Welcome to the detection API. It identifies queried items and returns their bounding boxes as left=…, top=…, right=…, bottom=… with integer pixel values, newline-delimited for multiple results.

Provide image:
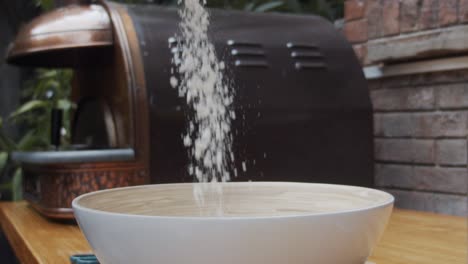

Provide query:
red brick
left=374, top=139, right=435, bottom=164
left=383, top=0, right=400, bottom=36
left=373, top=111, right=468, bottom=139
left=439, top=0, right=458, bottom=26
left=413, top=140, right=436, bottom=164
left=352, top=44, right=367, bottom=64
left=418, top=0, right=439, bottom=30
left=345, top=0, right=366, bottom=21
left=413, top=167, right=468, bottom=194
left=375, top=139, right=413, bottom=163
left=375, top=164, right=413, bottom=187
left=409, top=70, right=468, bottom=86
left=373, top=113, right=414, bottom=137
left=375, top=111, right=468, bottom=138
left=400, top=0, right=420, bottom=33
left=366, top=0, right=383, bottom=39
left=459, top=0, right=468, bottom=22
left=371, top=87, right=435, bottom=111
left=435, top=139, right=467, bottom=166
left=412, top=111, right=468, bottom=138
left=375, top=164, right=468, bottom=195
left=436, top=83, right=468, bottom=109
left=344, top=19, right=368, bottom=43
left=378, top=75, right=412, bottom=89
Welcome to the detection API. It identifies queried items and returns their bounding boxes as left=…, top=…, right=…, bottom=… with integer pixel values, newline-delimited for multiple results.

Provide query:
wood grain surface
left=368, top=208, right=467, bottom=264
left=0, top=201, right=466, bottom=264
left=0, top=202, right=91, bottom=264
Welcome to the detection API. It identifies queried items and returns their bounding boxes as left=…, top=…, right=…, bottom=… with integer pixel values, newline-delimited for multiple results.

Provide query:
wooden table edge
left=0, top=203, right=41, bottom=264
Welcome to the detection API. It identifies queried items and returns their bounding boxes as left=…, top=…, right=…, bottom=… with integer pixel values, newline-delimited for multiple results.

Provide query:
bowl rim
left=72, top=182, right=395, bottom=220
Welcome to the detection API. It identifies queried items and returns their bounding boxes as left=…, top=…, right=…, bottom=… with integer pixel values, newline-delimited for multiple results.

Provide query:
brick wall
left=345, top=0, right=468, bottom=65
left=370, top=72, right=468, bottom=216
left=344, top=0, right=468, bottom=216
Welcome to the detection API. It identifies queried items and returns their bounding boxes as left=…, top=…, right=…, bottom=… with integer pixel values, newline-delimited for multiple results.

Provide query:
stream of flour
left=170, top=0, right=235, bottom=215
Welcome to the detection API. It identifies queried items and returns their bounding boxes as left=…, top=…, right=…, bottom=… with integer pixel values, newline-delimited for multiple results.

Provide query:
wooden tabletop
left=369, top=208, right=467, bottom=264
left=0, top=202, right=91, bottom=264
left=0, top=201, right=466, bottom=264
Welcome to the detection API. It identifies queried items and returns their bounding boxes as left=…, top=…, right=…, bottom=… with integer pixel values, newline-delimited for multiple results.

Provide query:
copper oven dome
left=6, top=4, right=113, bottom=67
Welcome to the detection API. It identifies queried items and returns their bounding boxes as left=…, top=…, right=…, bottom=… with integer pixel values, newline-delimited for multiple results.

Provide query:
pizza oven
left=7, top=1, right=373, bottom=219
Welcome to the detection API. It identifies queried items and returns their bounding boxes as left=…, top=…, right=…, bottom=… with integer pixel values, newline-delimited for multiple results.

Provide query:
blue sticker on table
left=70, top=254, right=100, bottom=264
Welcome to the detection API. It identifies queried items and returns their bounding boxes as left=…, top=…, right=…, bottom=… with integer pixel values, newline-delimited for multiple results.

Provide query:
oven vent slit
left=227, top=40, right=262, bottom=48
left=286, top=42, right=319, bottom=50
left=231, top=48, right=265, bottom=57
left=295, top=62, right=327, bottom=70
left=235, top=60, right=269, bottom=68
left=287, top=42, right=326, bottom=71
left=291, top=51, right=322, bottom=59
left=228, top=40, right=268, bottom=68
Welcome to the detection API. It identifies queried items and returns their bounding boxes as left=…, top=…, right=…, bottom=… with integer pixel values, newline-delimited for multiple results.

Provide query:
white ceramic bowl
left=72, top=182, right=394, bottom=264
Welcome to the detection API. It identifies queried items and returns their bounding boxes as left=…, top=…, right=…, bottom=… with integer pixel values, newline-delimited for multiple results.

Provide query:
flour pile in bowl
left=170, top=0, right=236, bottom=212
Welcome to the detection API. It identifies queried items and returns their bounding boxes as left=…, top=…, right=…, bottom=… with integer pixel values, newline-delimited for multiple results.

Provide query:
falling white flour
left=170, top=0, right=235, bottom=212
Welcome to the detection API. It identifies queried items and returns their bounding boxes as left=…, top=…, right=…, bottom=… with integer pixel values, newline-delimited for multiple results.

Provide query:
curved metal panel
left=125, top=6, right=374, bottom=187
left=6, top=4, right=113, bottom=67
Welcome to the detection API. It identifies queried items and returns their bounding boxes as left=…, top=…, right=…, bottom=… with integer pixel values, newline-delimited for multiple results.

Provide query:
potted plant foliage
left=0, top=69, right=74, bottom=201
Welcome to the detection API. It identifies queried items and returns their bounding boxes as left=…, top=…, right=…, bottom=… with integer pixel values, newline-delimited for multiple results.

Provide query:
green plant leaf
left=5, top=67, right=74, bottom=153
left=254, top=0, right=284, bottom=12
left=10, top=100, right=49, bottom=119
left=39, top=69, right=58, bottom=78
left=57, top=99, right=73, bottom=111
left=0, top=119, right=16, bottom=151
left=16, top=130, right=43, bottom=151
left=0, top=152, right=7, bottom=173
left=11, top=168, right=22, bottom=201
left=0, top=137, right=15, bottom=151
left=37, top=0, right=54, bottom=11
left=45, top=79, right=60, bottom=91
